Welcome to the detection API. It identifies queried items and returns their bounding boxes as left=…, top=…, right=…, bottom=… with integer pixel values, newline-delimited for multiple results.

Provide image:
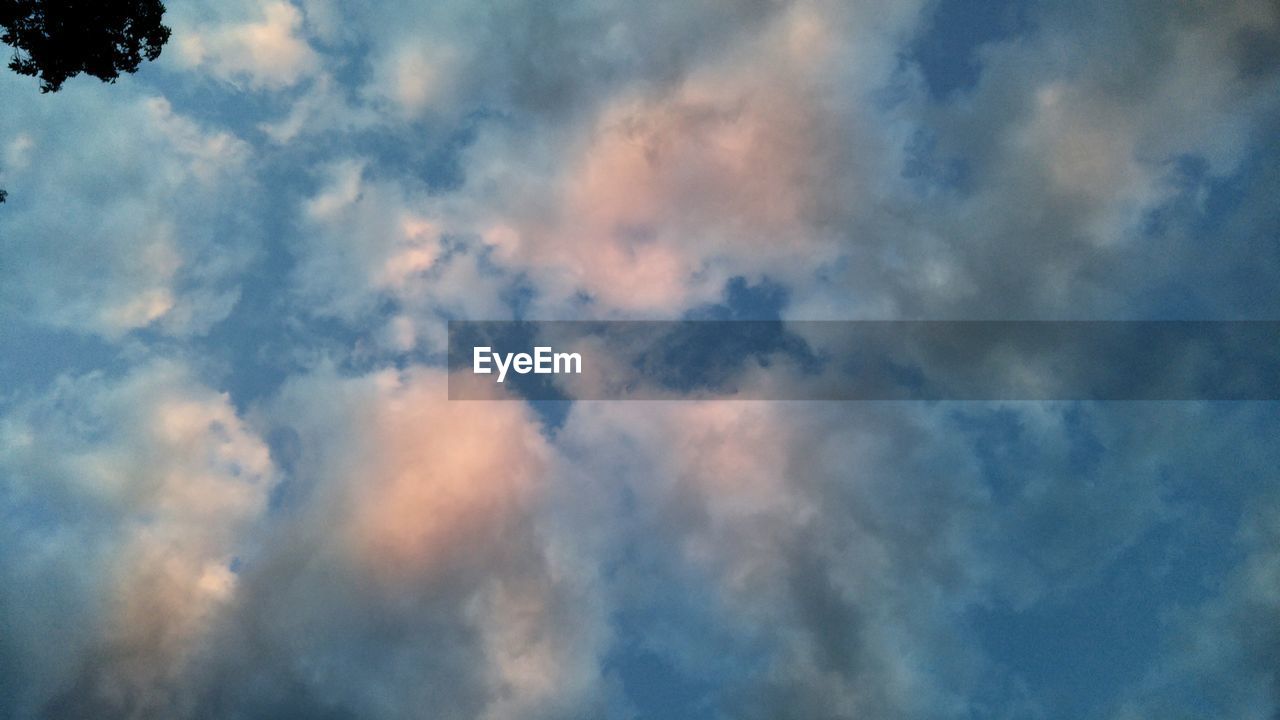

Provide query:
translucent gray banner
left=447, top=321, right=1280, bottom=400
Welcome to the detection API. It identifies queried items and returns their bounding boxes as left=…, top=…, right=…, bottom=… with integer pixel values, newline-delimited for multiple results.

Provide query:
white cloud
left=291, top=160, right=515, bottom=353
left=171, top=1, right=320, bottom=90
left=0, top=85, right=256, bottom=338
left=365, top=42, right=460, bottom=119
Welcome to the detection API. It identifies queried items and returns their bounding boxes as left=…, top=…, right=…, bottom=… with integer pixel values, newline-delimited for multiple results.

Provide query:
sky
left=1, top=0, right=1279, bottom=718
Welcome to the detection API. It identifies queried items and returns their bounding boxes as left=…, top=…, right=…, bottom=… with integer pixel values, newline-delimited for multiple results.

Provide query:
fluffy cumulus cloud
left=316, top=0, right=930, bottom=317
left=1, top=0, right=1279, bottom=717
left=0, top=80, right=256, bottom=337
left=208, top=366, right=609, bottom=720
left=256, top=0, right=1280, bottom=321
left=0, top=362, right=612, bottom=719
left=843, top=0, right=1280, bottom=320
left=289, top=160, right=516, bottom=353
left=168, top=0, right=320, bottom=90
left=0, top=359, right=274, bottom=718
left=200, top=367, right=610, bottom=720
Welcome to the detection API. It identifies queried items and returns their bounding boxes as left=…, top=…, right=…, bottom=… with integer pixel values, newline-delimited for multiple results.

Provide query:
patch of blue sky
left=908, top=0, right=1035, bottom=100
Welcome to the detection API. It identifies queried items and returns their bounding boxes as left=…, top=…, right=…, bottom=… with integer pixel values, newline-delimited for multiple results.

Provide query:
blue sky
left=1, top=0, right=1279, bottom=718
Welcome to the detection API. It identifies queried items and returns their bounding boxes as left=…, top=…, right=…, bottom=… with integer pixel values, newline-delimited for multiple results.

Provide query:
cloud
left=179, top=365, right=611, bottom=719
left=127, top=0, right=1280, bottom=331
left=440, top=0, right=923, bottom=316
left=1110, top=500, right=1280, bottom=719
left=2, top=0, right=1279, bottom=717
left=1107, top=405, right=1280, bottom=719
left=171, top=1, right=320, bottom=90
left=547, top=392, right=1280, bottom=717
left=289, top=160, right=516, bottom=353
left=0, top=362, right=614, bottom=719
left=0, top=359, right=275, bottom=718
left=274, top=0, right=926, bottom=317
left=262, top=0, right=1279, bottom=323
left=549, top=400, right=989, bottom=717
left=0, top=83, right=257, bottom=338
left=364, top=42, right=460, bottom=119
left=786, top=0, right=1280, bottom=320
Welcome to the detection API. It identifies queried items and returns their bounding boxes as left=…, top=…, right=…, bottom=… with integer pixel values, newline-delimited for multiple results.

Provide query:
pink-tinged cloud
left=456, top=3, right=896, bottom=316
left=249, top=366, right=609, bottom=719
left=0, top=360, right=275, bottom=717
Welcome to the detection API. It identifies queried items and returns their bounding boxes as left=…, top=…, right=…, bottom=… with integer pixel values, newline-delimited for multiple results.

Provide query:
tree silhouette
left=1, top=0, right=170, bottom=93
left=0, top=0, right=170, bottom=201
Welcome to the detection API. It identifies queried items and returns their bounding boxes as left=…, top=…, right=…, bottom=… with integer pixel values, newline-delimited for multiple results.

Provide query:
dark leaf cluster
left=0, top=0, right=170, bottom=93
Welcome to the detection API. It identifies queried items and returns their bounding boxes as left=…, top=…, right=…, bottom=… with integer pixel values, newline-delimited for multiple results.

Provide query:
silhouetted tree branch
left=0, top=0, right=170, bottom=201
left=1, top=0, right=171, bottom=93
